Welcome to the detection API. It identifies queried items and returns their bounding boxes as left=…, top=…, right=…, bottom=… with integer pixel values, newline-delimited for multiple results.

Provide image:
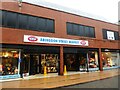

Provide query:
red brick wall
left=0, top=1, right=119, bottom=49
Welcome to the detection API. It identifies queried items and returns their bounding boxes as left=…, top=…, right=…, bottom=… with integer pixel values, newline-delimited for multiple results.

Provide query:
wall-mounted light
left=91, top=52, right=95, bottom=54
left=18, top=0, right=22, bottom=7
left=105, top=49, right=110, bottom=51
left=11, top=50, right=17, bottom=53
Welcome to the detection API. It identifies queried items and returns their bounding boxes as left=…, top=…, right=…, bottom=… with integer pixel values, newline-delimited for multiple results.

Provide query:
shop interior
left=0, top=47, right=101, bottom=77
left=79, top=53, right=87, bottom=72
left=41, top=54, right=58, bottom=73
left=64, top=51, right=99, bottom=72
left=102, top=52, right=119, bottom=68
left=88, top=52, right=99, bottom=69
left=22, top=54, right=59, bottom=75
left=64, top=54, right=78, bottom=71
left=0, top=49, right=19, bottom=76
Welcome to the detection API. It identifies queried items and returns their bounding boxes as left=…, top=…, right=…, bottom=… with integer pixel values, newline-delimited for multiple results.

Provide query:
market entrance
left=22, top=46, right=60, bottom=76
left=22, top=54, right=41, bottom=76
left=23, top=54, right=59, bottom=75
left=64, top=47, right=99, bottom=72
left=79, top=52, right=88, bottom=72
left=29, top=54, right=41, bottom=75
left=64, top=53, right=88, bottom=72
left=64, top=47, right=88, bottom=72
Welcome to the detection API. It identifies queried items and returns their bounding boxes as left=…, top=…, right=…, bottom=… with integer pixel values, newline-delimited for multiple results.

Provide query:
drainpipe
left=59, top=46, right=64, bottom=75
left=86, top=52, right=89, bottom=72
left=99, top=48, right=103, bottom=71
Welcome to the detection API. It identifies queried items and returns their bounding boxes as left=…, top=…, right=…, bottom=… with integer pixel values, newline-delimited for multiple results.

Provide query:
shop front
left=101, top=49, right=120, bottom=70
left=23, top=35, right=90, bottom=74
left=2, top=35, right=119, bottom=80
left=22, top=45, right=60, bottom=76
left=22, top=53, right=59, bottom=76
left=64, top=48, right=99, bottom=72
left=0, top=49, right=21, bottom=80
left=1, top=44, right=60, bottom=79
left=88, top=51, right=99, bottom=71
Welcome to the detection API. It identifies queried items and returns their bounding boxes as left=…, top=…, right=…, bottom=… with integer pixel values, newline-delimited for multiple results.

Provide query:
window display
left=65, top=54, right=77, bottom=71
left=102, top=52, right=119, bottom=68
left=88, top=52, right=99, bottom=69
left=41, top=54, right=58, bottom=73
left=1, top=49, right=20, bottom=76
left=79, top=56, right=87, bottom=71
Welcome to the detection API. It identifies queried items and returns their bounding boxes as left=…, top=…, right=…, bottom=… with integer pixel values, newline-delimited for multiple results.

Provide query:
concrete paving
left=64, top=75, right=119, bottom=88
left=0, top=69, right=120, bottom=89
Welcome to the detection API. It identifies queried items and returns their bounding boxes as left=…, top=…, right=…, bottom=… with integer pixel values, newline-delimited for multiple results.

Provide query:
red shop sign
left=80, top=40, right=86, bottom=46
left=28, top=36, right=38, bottom=41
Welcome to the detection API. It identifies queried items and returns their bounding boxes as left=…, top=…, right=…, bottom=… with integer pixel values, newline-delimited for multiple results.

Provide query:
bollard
left=44, top=66, right=47, bottom=76
left=64, top=65, right=67, bottom=75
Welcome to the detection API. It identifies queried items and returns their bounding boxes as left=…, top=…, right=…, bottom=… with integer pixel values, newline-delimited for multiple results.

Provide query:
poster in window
left=107, top=31, right=115, bottom=40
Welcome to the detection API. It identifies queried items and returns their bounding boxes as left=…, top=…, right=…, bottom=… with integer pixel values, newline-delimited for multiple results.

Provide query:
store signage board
left=24, top=35, right=89, bottom=46
left=107, top=31, right=115, bottom=40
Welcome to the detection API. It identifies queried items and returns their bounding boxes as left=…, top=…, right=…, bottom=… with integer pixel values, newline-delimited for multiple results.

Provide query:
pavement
left=64, top=75, right=120, bottom=88
left=0, top=69, right=120, bottom=89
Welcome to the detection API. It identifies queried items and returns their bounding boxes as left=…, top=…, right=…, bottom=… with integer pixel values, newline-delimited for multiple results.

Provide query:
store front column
left=59, top=46, right=64, bottom=75
left=99, top=48, right=103, bottom=71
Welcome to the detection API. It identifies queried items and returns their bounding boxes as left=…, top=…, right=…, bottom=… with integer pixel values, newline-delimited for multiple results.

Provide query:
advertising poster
left=107, top=31, right=115, bottom=40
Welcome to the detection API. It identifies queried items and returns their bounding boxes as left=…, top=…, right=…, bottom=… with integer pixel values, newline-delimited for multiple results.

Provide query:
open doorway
left=23, top=54, right=41, bottom=75
left=79, top=53, right=87, bottom=72
left=23, top=54, right=59, bottom=75
left=64, top=54, right=78, bottom=71
left=29, top=54, right=41, bottom=75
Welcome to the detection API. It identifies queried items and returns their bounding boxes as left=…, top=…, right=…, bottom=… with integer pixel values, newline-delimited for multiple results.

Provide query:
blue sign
left=0, top=74, right=20, bottom=80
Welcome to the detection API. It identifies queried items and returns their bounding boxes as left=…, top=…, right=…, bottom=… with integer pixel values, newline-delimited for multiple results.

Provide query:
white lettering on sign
left=24, top=35, right=89, bottom=46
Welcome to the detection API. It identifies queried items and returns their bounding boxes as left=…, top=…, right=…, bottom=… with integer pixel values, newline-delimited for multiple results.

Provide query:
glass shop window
left=102, top=52, right=119, bottom=68
left=0, top=49, right=19, bottom=76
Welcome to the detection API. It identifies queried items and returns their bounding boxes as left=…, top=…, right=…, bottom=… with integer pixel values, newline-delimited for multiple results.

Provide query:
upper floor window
left=67, top=22, right=95, bottom=38
left=102, top=29, right=119, bottom=40
left=1, top=10, right=55, bottom=33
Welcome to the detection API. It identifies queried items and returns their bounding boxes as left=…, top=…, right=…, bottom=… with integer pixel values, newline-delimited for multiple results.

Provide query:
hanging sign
left=24, top=35, right=89, bottom=46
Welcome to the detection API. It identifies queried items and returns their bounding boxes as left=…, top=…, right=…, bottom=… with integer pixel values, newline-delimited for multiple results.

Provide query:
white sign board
left=24, top=35, right=89, bottom=46
left=107, top=31, right=115, bottom=40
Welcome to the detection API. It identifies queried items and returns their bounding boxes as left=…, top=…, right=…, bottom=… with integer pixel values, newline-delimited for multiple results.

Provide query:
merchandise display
left=65, top=54, right=76, bottom=71
left=102, top=52, right=119, bottom=68
left=1, top=49, right=19, bottom=75
left=89, top=58, right=97, bottom=68
left=88, top=52, right=98, bottom=69
left=41, top=54, right=58, bottom=73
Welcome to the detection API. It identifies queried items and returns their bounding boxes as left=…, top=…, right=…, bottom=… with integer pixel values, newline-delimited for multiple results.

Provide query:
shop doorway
left=29, top=54, right=41, bottom=75
left=23, top=54, right=59, bottom=75
left=23, top=54, right=41, bottom=75
left=79, top=53, right=88, bottom=72
left=64, top=54, right=78, bottom=71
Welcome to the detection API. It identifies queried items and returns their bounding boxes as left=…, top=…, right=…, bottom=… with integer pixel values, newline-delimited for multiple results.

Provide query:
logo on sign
left=28, top=36, right=38, bottom=41
left=80, top=40, right=86, bottom=46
